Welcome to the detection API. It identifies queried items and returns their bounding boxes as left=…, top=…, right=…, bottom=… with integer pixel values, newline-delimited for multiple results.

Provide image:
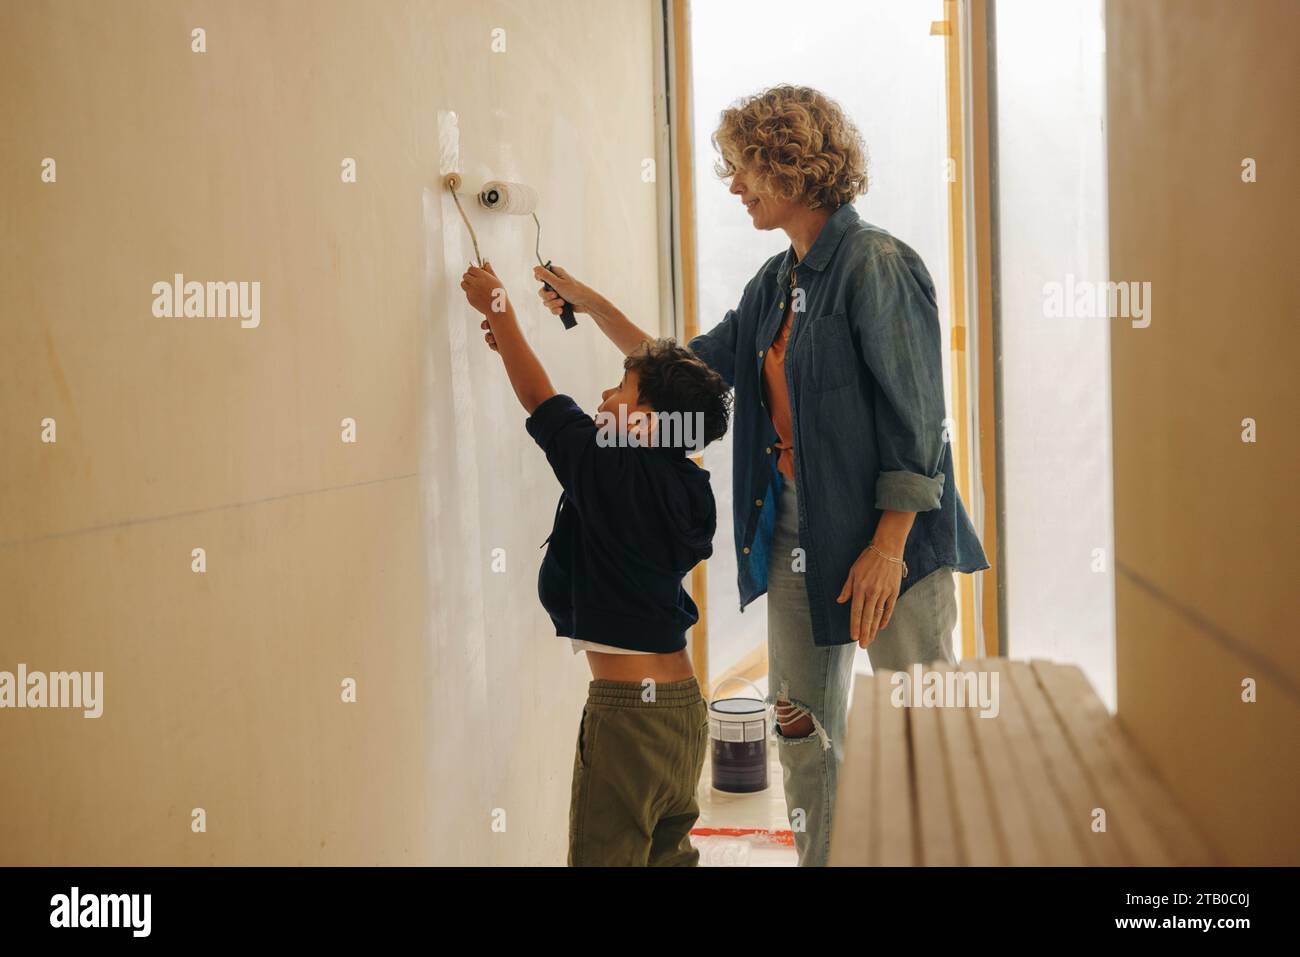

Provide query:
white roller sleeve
left=477, top=180, right=539, bottom=215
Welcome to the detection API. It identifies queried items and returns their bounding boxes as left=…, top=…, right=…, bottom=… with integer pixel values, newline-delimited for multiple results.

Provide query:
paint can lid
left=710, top=696, right=766, bottom=719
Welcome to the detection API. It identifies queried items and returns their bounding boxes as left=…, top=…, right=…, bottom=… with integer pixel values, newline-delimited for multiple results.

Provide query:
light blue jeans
left=766, top=479, right=958, bottom=866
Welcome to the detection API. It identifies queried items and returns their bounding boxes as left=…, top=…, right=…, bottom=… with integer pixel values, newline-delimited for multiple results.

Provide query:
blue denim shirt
left=688, top=201, right=989, bottom=647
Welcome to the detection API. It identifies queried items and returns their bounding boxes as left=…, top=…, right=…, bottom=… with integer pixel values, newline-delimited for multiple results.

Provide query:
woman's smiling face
left=729, top=164, right=801, bottom=232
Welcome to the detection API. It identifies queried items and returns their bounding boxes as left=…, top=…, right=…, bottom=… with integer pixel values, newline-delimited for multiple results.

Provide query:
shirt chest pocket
left=797, top=311, right=857, bottom=393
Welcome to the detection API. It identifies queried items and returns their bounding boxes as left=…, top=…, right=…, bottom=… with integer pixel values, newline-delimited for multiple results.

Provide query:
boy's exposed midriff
left=584, top=649, right=695, bottom=682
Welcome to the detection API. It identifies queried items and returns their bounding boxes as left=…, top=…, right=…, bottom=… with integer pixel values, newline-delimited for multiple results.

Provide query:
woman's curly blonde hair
left=711, top=85, right=868, bottom=210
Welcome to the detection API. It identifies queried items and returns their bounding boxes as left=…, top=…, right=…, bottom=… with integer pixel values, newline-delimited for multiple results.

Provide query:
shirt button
left=755, top=499, right=763, bottom=507
left=779, top=301, right=784, bottom=310
left=758, top=349, right=765, bottom=358
left=765, top=447, right=772, bottom=454
left=742, top=546, right=751, bottom=555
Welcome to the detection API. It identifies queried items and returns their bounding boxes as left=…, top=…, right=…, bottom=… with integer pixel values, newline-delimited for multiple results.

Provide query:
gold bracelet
left=868, top=541, right=908, bottom=578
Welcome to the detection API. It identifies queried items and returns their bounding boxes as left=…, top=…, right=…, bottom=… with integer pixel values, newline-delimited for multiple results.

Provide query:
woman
left=533, top=85, right=988, bottom=867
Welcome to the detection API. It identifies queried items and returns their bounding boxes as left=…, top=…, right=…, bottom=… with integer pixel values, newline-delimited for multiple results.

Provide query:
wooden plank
left=929, top=662, right=1005, bottom=865
left=667, top=0, right=710, bottom=688
left=1032, top=661, right=1173, bottom=864
left=1007, top=660, right=1126, bottom=865
left=876, top=670, right=916, bottom=865
left=669, top=0, right=699, bottom=343
left=962, top=659, right=1080, bottom=864
left=909, top=668, right=963, bottom=865
left=828, top=673, right=878, bottom=866
left=834, top=659, right=1216, bottom=867
left=967, top=0, right=1001, bottom=658
left=689, top=532, right=708, bottom=691
left=1034, top=661, right=1213, bottom=866
left=938, top=0, right=977, bottom=659
left=864, top=668, right=883, bottom=866
left=986, top=660, right=1087, bottom=864
left=957, top=660, right=1039, bottom=864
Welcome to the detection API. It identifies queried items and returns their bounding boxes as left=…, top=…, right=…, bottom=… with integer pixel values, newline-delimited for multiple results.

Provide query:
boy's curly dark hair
left=624, top=338, right=733, bottom=448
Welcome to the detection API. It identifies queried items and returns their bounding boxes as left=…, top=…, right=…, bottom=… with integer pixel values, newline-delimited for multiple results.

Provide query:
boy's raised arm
left=462, top=263, right=556, bottom=414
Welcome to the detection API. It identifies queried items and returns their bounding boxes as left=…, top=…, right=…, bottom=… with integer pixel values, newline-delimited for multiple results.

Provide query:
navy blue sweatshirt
left=525, top=393, right=716, bottom=653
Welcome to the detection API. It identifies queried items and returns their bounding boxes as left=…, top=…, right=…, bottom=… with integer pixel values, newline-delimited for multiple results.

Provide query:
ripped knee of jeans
left=767, top=679, right=832, bottom=750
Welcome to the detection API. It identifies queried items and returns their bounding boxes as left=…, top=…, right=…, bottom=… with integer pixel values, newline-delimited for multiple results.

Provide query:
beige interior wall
left=1105, top=0, right=1299, bottom=864
left=0, top=0, right=662, bottom=865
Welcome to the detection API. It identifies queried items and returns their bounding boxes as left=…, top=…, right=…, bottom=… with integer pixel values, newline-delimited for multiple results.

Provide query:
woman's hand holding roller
left=533, top=264, right=598, bottom=317
left=536, top=264, right=655, bottom=357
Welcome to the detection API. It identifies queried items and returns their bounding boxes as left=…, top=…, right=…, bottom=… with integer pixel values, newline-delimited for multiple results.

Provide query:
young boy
left=460, top=261, right=732, bottom=866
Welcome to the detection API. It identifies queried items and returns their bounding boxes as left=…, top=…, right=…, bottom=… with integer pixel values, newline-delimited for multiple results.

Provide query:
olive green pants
left=568, top=676, right=709, bottom=866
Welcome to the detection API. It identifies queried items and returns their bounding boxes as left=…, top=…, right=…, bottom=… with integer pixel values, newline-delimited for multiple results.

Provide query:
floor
left=690, top=669, right=796, bottom=866
left=689, top=651, right=877, bottom=866
left=691, top=735, right=797, bottom=866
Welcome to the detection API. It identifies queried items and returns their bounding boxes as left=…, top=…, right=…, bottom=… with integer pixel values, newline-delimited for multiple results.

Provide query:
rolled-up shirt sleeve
left=876, top=468, right=944, bottom=513
left=852, top=250, right=949, bottom=514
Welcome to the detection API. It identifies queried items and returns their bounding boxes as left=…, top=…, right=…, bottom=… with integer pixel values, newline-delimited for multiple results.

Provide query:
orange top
left=762, top=291, right=797, bottom=482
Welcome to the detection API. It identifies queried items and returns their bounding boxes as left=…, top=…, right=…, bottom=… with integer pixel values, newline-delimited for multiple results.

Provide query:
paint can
left=709, top=677, right=769, bottom=793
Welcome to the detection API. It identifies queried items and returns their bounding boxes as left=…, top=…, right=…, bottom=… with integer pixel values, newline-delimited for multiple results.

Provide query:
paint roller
left=443, top=174, right=578, bottom=329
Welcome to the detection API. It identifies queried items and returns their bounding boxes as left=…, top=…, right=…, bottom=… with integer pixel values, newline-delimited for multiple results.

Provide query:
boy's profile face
left=597, top=369, right=657, bottom=441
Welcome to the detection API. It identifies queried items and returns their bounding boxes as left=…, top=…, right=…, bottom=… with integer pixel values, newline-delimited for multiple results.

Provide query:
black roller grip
left=543, top=260, right=578, bottom=330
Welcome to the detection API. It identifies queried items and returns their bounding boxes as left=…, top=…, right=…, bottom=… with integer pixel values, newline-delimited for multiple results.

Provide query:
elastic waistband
left=587, top=676, right=702, bottom=708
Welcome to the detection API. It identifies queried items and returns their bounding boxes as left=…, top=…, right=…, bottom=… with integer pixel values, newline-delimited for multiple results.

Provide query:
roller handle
left=542, top=260, right=578, bottom=330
